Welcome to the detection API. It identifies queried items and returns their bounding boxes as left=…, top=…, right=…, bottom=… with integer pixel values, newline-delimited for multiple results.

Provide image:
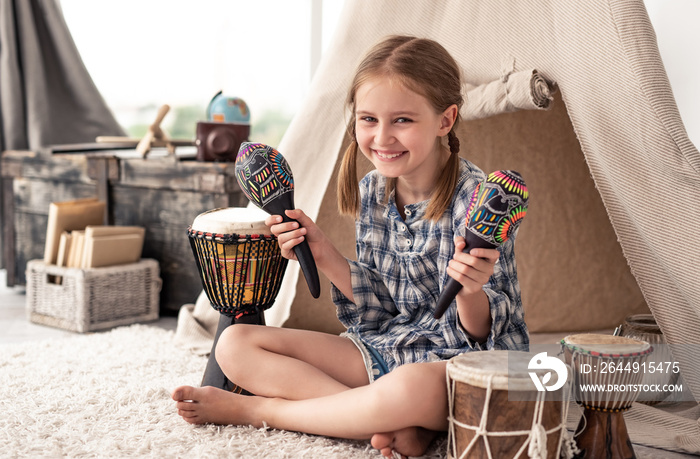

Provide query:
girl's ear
left=438, top=104, right=459, bottom=136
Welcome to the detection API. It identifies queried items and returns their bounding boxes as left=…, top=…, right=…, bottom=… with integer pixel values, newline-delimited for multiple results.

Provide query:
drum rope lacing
left=187, top=229, right=287, bottom=317
left=569, top=348, right=647, bottom=414
left=446, top=371, right=579, bottom=459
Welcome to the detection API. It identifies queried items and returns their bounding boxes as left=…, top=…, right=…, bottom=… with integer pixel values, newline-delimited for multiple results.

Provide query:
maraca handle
left=433, top=277, right=462, bottom=320
left=281, top=214, right=321, bottom=299
left=293, top=239, right=321, bottom=299
left=433, top=235, right=496, bottom=320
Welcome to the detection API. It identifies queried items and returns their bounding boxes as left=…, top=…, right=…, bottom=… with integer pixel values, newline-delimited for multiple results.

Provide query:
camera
left=195, top=122, right=250, bottom=162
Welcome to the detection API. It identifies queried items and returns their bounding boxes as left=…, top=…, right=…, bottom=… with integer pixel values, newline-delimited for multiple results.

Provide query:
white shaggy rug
left=0, top=324, right=447, bottom=458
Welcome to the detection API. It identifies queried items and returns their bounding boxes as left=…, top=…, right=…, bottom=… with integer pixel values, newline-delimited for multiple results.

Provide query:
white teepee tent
left=264, top=0, right=699, bottom=453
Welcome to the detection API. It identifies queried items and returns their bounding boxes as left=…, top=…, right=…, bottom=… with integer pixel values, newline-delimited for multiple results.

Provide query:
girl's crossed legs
left=215, top=324, right=369, bottom=399
left=172, top=324, right=449, bottom=457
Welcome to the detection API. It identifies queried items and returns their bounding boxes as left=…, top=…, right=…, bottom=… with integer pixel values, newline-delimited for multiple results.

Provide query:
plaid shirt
left=331, top=158, right=529, bottom=370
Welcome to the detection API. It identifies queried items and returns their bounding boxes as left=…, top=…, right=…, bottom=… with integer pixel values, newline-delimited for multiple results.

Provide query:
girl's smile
left=373, top=149, right=406, bottom=160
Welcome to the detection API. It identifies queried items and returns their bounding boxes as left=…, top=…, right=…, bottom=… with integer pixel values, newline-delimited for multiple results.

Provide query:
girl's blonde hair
left=337, top=35, right=464, bottom=221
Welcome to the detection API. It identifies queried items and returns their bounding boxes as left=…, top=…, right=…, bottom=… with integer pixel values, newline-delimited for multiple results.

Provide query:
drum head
left=447, top=350, right=554, bottom=391
left=562, top=333, right=650, bottom=356
left=191, top=207, right=270, bottom=235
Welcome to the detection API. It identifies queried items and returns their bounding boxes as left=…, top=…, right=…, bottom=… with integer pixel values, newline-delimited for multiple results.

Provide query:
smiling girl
left=173, top=35, right=528, bottom=458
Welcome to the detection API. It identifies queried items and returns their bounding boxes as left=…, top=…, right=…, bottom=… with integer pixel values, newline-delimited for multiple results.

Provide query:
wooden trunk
left=1, top=148, right=247, bottom=314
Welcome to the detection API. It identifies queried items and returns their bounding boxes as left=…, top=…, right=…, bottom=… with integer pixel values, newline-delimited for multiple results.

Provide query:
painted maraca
left=235, top=142, right=321, bottom=298
left=433, top=170, right=529, bottom=319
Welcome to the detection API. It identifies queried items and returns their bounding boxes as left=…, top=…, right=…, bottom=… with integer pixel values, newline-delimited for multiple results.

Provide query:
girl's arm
left=446, top=237, right=499, bottom=343
left=266, top=209, right=354, bottom=302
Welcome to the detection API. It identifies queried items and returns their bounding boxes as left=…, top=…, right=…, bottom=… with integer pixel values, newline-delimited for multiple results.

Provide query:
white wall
left=644, top=0, right=700, bottom=147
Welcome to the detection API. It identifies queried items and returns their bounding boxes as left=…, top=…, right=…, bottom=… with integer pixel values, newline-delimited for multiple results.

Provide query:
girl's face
left=354, top=76, right=457, bottom=194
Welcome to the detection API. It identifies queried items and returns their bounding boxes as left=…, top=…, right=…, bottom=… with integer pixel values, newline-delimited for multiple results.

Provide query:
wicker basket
left=26, top=259, right=161, bottom=333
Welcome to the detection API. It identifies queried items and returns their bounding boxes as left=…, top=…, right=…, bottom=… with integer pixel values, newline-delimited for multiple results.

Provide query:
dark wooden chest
left=1, top=148, right=247, bottom=314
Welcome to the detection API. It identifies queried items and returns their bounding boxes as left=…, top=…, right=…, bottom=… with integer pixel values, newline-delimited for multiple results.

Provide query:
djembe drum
left=446, top=350, right=573, bottom=459
left=561, top=334, right=652, bottom=458
left=188, top=207, right=288, bottom=391
left=619, top=314, right=680, bottom=405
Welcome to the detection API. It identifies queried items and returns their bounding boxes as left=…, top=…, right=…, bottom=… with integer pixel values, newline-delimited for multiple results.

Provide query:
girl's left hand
left=447, top=236, right=499, bottom=296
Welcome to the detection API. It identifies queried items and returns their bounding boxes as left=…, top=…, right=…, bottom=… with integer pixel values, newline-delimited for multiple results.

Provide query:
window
left=60, top=0, right=343, bottom=147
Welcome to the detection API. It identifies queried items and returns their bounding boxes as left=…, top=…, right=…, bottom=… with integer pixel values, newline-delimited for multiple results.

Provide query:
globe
left=207, top=92, right=251, bottom=124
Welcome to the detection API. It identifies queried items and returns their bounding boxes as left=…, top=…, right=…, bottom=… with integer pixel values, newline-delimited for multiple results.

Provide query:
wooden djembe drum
left=446, top=350, right=573, bottom=459
left=620, top=314, right=680, bottom=405
left=188, top=207, right=287, bottom=391
left=561, top=334, right=652, bottom=458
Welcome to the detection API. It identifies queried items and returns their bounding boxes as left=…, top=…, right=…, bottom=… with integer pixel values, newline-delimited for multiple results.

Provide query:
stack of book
left=57, top=225, right=146, bottom=269
left=44, top=198, right=145, bottom=269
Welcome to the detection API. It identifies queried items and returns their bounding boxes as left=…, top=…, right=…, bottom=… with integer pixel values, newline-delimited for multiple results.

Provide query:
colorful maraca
left=235, top=142, right=321, bottom=298
left=433, top=170, right=528, bottom=319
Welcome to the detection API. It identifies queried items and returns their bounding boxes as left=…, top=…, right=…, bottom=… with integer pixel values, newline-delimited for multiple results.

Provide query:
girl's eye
left=359, top=116, right=377, bottom=123
left=395, top=117, right=412, bottom=124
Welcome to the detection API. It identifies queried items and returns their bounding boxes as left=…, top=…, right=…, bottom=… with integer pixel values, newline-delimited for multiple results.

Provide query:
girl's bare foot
left=172, top=385, right=258, bottom=426
left=371, top=427, right=438, bottom=458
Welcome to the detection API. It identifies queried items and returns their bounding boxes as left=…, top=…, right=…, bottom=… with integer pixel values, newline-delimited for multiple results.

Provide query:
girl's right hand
left=265, top=208, right=319, bottom=262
